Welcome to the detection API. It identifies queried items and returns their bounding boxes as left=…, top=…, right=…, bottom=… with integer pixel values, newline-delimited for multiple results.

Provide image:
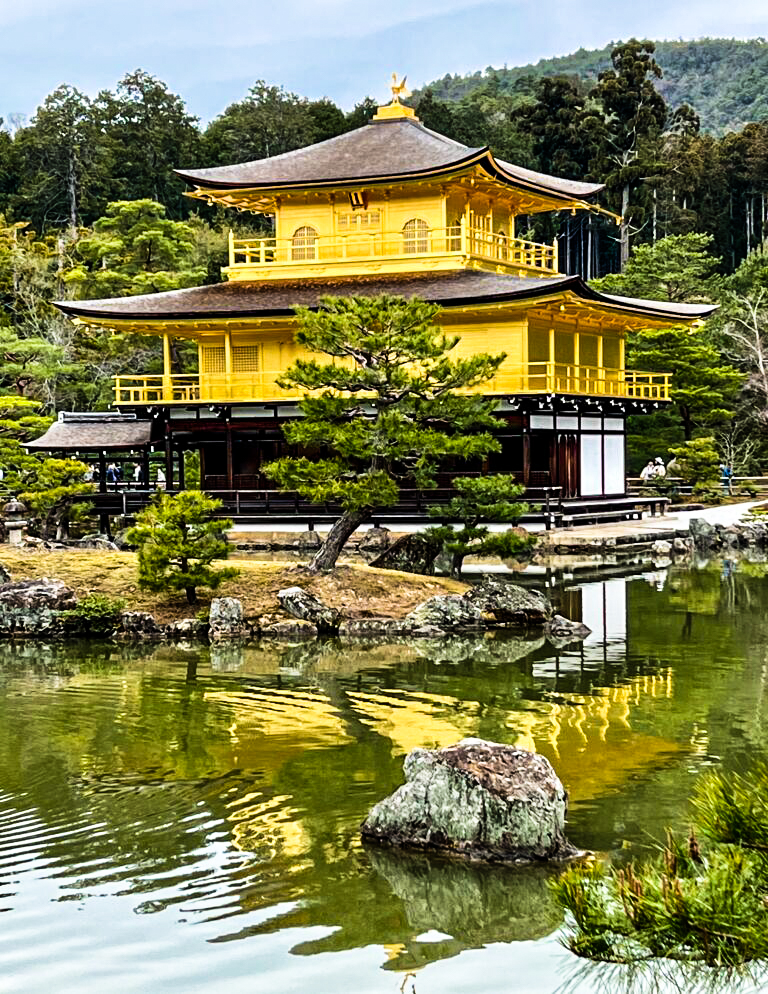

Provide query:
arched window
left=291, top=225, right=318, bottom=261
left=402, top=218, right=429, bottom=254
left=448, top=217, right=462, bottom=251
left=496, top=227, right=508, bottom=260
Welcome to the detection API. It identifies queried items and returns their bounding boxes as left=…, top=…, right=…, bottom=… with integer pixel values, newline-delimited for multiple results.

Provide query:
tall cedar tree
left=264, top=295, right=507, bottom=572
left=426, top=475, right=534, bottom=577
left=204, top=82, right=318, bottom=165
left=94, top=71, right=201, bottom=219
left=126, top=491, right=237, bottom=605
left=512, top=76, right=602, bottom=181
left=590, top=40, right=667, bottom=269
left=13, top=86, right=109, bottom=233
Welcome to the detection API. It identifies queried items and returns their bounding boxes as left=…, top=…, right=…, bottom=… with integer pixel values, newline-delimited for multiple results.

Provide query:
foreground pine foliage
left=554, top=767, right=768, bottom=968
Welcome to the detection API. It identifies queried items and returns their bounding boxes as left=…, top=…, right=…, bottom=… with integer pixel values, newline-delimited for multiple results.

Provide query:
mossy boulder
left=362, top=738, right=579, bottom=863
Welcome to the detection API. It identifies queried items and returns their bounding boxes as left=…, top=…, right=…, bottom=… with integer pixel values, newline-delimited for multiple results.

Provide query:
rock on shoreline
left=0, top=573, right=590, bottom=644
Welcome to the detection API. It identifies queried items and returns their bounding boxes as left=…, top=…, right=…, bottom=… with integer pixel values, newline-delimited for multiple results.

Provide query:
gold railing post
left=228, top=229, right=235, bottom=267
left=460, top=216, right=467, bottom=255
left=162, top=332, right=172, bottom=401
left=224, top=330, right=233, bottom=400
left=552, top=237, right=559, bottom=273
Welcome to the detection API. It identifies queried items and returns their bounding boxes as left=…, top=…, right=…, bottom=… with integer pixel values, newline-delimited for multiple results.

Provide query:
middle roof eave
left=54, top=270, right=716, bottom=324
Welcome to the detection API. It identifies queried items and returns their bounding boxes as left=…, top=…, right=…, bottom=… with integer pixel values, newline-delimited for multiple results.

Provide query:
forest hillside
left=419, top=38, right=768, bottom=134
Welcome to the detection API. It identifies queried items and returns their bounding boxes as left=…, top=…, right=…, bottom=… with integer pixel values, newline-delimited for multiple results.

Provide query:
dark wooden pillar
left=142, top=449, right=150, bottom=490
left=164, top=420, right=174, bottom=490
left=522, top=434, right=530, bottom=486
left=226, top=423, right=234, bottom=491
left=98, top=450, right=110, bottom=536
left=177, top=448, right=186, bottom=491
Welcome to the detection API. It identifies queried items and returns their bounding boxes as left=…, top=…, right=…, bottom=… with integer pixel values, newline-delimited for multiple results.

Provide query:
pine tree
left=126, top=491, right=237, bottom=605
left=264, top=295, right=507, bottom=572
left=426, top=475, right=534, bottom=576
left=668, top=436, right=721, bottom=486
left=591, top=233, right=721, bottom=302
left=554, top=765, right=768, bottom=970
left=65, top=199, right=206, bottom=298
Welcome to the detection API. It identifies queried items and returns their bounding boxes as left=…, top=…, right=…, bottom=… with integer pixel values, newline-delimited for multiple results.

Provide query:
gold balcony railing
left=227, top=224, right=559, bottom=274
left=114, top=364, right=670, bottom=405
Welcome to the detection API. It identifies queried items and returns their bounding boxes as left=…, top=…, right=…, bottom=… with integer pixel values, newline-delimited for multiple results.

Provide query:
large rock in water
left=277, top=586, right=341, bottom=634
left=361, top=738, right=578, bottom=862
left=368, top=533, right=443, bottom=575
left=463, top=576, right=553, bottom=626
left=0, top=577, right=77, bottom=635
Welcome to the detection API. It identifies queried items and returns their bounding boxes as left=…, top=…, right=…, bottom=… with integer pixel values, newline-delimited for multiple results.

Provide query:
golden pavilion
left=41, top=77, right=715, bottom=525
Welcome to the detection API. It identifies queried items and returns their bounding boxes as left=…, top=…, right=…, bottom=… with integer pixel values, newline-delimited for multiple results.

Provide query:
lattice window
left=291, top=225, right=318, bottom=261
left=232, top=345, right=261, bottom=373
left=201, top=346, right=226, bottom=374
left=403, top=217, right=429, bottom=254
left=337, top=210, right=381, bottom=230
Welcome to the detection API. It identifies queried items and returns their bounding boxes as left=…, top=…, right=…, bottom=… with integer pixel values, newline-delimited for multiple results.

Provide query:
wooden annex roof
left=56, top=270, right=716, bottom=324
left=25, top=413, right=154, bottom=451
left=175, top=116, right=604, bottom=203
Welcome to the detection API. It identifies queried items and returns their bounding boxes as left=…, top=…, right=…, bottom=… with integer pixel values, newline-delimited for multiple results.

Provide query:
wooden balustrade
left=114, top=364, right=671, bottom=405
left=227, top=225, right=558, bottom=274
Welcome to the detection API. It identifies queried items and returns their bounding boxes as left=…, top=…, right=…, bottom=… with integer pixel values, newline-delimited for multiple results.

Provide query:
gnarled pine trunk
left=308, top=509, right=368, bottom=572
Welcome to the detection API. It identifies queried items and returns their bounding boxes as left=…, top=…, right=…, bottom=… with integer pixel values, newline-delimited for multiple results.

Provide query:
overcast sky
left=1, top=0, right=767, bottom=124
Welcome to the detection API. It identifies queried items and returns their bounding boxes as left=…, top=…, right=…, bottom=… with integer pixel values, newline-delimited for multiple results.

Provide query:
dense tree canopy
left=94, top=70, right=202, bottom=219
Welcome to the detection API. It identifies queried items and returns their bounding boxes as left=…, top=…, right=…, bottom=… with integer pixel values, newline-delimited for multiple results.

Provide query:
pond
left=1, top=559, right=767, bottom=994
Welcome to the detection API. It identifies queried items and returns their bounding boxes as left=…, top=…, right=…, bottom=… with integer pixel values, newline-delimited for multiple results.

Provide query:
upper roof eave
left=177, top=151, right=605, bottom=205
left=175, top=148, right=488, bottom=192
left=175, top=116, right=604, bottom=204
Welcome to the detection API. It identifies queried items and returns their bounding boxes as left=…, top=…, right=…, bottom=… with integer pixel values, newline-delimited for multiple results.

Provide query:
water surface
left=1, top=561, right=767, bottom=993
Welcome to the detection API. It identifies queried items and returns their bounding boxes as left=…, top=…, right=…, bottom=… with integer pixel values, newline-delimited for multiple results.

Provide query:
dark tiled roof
left=55, top=270, right=717, bottom=323
left=26, top=415, right=153, bottom=451
left=175, top=117, right=603, bottom=200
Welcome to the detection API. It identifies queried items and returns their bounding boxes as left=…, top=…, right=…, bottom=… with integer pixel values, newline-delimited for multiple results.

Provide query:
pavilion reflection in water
left=4, top=567, right=751, bottom=984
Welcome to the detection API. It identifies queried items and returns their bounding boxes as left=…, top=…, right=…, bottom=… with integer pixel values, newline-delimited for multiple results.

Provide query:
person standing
left=720, top=463, right=733, bottom=495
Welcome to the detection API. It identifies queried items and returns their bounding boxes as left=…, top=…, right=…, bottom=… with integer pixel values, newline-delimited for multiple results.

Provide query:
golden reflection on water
left=2, top=564, right=768, bottom=994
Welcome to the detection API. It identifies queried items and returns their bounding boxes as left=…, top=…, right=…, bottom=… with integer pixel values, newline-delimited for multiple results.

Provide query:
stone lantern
left=3, top=499, right=27, bottom=546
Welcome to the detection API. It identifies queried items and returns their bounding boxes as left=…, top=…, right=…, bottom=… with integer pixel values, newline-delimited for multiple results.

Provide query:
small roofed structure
left=25, top=413, right=158, bottom=534
left=25, top=412, right=154, bottom=452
